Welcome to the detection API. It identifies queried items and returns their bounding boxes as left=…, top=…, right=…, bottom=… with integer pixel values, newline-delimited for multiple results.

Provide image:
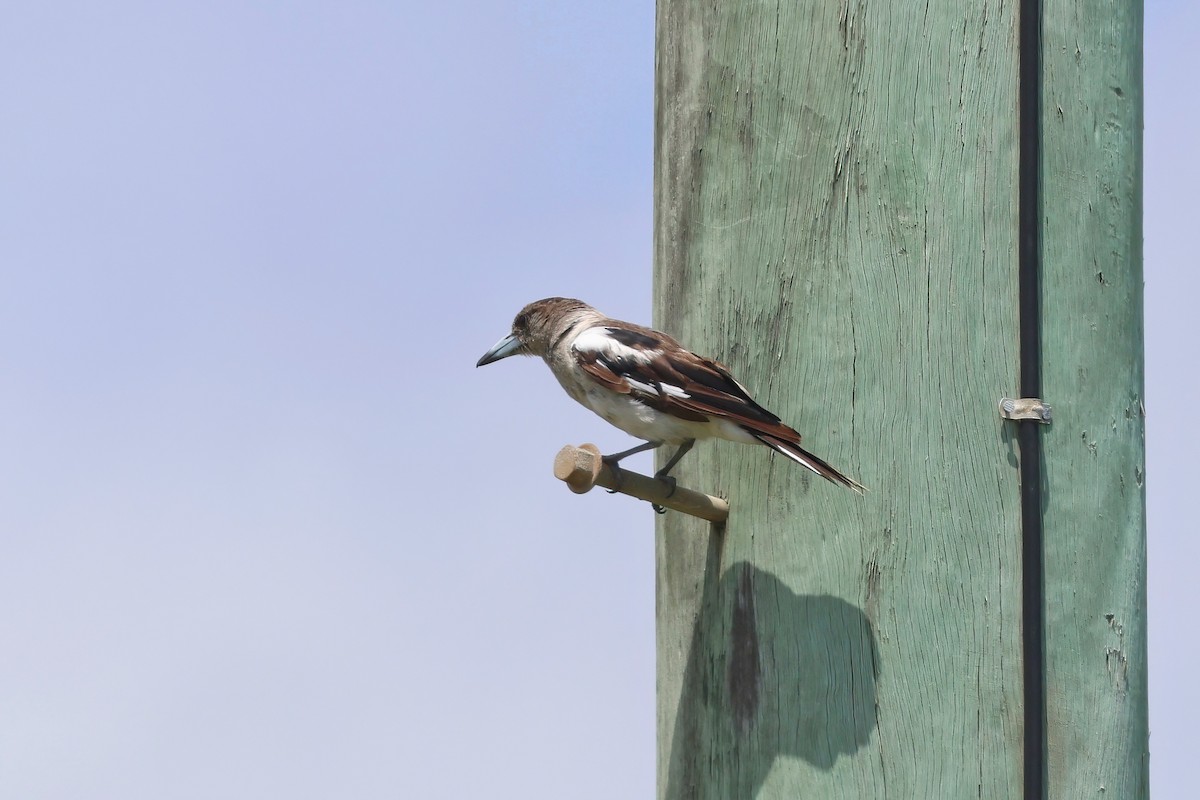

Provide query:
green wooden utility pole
left=653, top=1, right=1145, bottom=798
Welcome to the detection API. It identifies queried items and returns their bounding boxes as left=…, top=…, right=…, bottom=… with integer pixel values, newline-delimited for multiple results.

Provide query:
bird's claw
left=650, top=475, right=676, bottom=514
left=602, top=457, right=622, bottom=494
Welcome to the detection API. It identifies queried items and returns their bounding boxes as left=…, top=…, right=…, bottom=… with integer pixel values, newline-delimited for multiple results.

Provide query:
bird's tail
left=751, top=431, right=867, bottom=494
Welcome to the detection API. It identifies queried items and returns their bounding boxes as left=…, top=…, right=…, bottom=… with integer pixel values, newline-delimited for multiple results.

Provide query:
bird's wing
left=570, top=324, right=793, bottom=433
left=571, top=323, right=867, bottom=493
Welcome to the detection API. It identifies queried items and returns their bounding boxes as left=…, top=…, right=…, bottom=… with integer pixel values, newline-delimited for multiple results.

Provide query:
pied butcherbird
left=476, top=297, right=865, bottom=495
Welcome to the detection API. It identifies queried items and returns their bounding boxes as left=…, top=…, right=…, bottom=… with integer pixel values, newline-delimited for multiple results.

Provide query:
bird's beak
left=476, top=333, right=523, bottom=367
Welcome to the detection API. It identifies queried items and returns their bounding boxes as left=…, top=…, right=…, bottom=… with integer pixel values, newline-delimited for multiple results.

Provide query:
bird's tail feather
left=751, top=432, right=867, bottom=494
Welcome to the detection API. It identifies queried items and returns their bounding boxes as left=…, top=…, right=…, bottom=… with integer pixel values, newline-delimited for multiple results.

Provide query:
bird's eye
left=514, top=313, right=529, bottom=331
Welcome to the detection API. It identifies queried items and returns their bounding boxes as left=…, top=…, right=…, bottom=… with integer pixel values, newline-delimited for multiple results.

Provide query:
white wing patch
left=625, top=377, right=658, bottom=396
left=571, top=327, right=659, bottom=364
left=625, top=376, right=690, bottom=400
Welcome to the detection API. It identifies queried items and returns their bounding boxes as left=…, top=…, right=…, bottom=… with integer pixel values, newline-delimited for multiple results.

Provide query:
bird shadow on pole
left=663, top=549, right=881, bottom=798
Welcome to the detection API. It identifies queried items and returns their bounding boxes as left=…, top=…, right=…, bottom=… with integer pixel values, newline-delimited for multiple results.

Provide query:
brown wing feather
left=640, top=349, right=807, bottom=444
left=576, top=355, right=632, bottom=394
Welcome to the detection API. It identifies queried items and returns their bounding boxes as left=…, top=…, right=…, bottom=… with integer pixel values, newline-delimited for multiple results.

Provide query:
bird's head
left=476, top=297, right=594, bottom=366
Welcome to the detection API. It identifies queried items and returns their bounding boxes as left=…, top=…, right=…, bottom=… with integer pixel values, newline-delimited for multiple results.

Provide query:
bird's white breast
left=579, top=384, right=706, bottom=444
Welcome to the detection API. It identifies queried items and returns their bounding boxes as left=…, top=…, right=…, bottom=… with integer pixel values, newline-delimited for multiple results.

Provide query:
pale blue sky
left=0, top=2, right=1192, bottom=797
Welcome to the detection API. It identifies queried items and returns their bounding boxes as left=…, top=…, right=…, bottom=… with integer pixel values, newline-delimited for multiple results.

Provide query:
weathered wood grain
left=1041, top=1, right=1148, bottom=796
left=655, top=1, right=1024, bottom=796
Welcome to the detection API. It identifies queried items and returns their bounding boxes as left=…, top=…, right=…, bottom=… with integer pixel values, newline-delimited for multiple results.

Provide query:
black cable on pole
left=1018, top=1, right=1046, bottom=798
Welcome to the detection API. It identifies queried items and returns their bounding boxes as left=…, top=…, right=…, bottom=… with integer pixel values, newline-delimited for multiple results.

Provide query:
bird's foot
left=600, top=440, right=662, bottom=495
left=648, top=475, right=676, bottom=514
left=601, top=456, right=622, bottom=494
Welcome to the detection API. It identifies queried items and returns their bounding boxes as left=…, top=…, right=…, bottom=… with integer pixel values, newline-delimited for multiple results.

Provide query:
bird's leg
left=602, top=440, right=662, bottom=493
left=655, top=440, right=695, bottom=485
left=651, top=439, right=696, bottom=511
left=603, top=440, right=662, bottom=464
